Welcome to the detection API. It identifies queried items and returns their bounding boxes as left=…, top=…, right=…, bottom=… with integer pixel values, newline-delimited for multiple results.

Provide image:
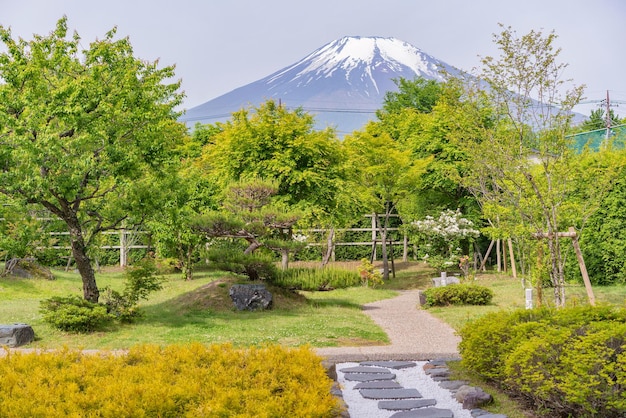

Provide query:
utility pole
left=605, top=90, right=611, bottom=140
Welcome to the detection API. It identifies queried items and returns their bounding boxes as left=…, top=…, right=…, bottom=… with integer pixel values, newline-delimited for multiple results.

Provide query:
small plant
left=102, top=256, right=163, bottom=322
left=423, top=284, right=493, bottom=307
left=40, top=295, right=114, bottom=333
left=274, top=267, right=360, bottom=290
left=458, top=255, right=472, bottom=280
left=357, top=258, right=384, bottom=288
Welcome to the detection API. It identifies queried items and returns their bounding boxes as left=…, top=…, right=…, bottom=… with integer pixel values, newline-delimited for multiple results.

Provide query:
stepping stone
left=379, top=398, right=437, bottom=410
left=425, top=367, right=449, bottom=376
left=361, top=360, right=417, bottom=369
left=438, top=380, right=469, bottom=390
left=390, top=407, right=454, bottom=418
left=339, top=366, right=390, bottom=374
left=360, top=388, right=421, bottom=399
left=354, top=381, right=403, bottom=389
left=343, top=372, right=396, bottom=382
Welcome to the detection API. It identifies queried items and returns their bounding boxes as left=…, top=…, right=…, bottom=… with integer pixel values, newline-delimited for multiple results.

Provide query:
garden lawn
left=0, top=267, right=395, bottom=350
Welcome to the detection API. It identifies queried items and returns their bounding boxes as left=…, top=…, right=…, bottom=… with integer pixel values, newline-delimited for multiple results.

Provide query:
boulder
left=4, top=258, right=54, bottom=280
left=0, top=323, right=35, bottom=347
left=229, top=284, right=273, bottom=311
left=454, top=385, right=493, bottom=409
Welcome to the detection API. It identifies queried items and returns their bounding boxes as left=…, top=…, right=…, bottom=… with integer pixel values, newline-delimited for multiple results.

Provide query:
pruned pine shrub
left=39, top=295, right=114, bottom=333
left=274, top=267, right=361, bottom=290
left=0, top=344, right=342, bottom=417
left=206, top=247, right=278, bottom=281
left=459, top=306, right=626, bottom=417
left=423, top=284, right=493, bottom=307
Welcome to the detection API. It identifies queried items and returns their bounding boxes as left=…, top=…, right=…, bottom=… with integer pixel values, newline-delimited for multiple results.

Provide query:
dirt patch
left=172, top=277, right=308, bottom=313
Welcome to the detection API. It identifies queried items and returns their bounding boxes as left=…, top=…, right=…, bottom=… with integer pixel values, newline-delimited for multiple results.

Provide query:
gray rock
left=425, top=367, right=449, bottom=376
left=229, top=284, right=272, bottom=311
left=438, top=380, right=469, bottom=391
left=343, top=372, right=396, bottom=381
left=390, top=407, right=454, bottom=417
left=455, top=385, right=493, bottom=409
left=0, top=323, right=35, bottom=347
left=354, top=381, right=403, bottom=389
left=362, top=360, right=417, bottom=369
left=360, top=388, right=422, bottom=399
left=379, top=398, right=437, bottom=410
left=339, top=366, right=390, bottom=373
left=4, top=258, right=54, bottom=280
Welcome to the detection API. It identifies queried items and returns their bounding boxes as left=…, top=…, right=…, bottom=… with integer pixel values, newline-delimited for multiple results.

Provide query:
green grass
left=0, top=266, right=395, bottom=349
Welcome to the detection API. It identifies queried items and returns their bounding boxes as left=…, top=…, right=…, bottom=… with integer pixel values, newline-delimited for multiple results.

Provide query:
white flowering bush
left=409, top=209, right=480, bottom=272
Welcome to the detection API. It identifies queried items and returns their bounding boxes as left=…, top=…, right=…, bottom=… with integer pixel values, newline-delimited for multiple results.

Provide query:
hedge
left=459, top=306, right=626, bottom=417
left=0, top=344, right=342, bottom=417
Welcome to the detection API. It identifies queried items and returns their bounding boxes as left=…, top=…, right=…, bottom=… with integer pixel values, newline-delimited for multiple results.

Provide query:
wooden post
left=496, top=239, right=502, bottom=272
left=533, top=228, right=596, bottom=307
left=568, top=227, right=596, bottom=306
left=507, top=238, right=517, bottom=279
left=120, top=229, right=127, bottom=267
left=479, top=240, right=495, bottom=271
left=402, top=234, right=408, bottom=262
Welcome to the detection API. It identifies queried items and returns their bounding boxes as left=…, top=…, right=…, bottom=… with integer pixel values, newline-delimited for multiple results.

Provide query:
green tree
left=454, top=25, right=614, bottom=307
left=0, top=18, right=185, bottom=302
left=197, top=100, right=353, bottom=265
left=344, top=124, right=429, bottom=279
left=193, top=179, right=304, bottom=270
left=377, top=78, right=480, bottom=219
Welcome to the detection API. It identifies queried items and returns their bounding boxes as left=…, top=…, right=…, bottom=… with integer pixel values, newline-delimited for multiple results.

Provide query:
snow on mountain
left=181, top=36, right=464, bottom=135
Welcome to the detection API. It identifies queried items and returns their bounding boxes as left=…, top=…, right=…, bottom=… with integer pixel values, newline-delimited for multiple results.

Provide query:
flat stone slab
left=360, top=388, right=422, bottom=399
left=438, top=380, right=469, bottom=391
left=424, top=367, right=449, bottom=376
left=379, top=398, right=437, bottom=410
left=390, top=407, right=454, bottom=418
left=361, top=360, right=417, bottom=369
left=354, top=381, right=403, bottom=389
left=339, top=366, right=390, bottom=374
left=343, top=372, right=396, bottom=382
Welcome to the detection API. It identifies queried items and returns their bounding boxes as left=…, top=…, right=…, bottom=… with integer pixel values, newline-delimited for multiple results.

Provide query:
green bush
left=40, top=295, right=114, bottom=333
left=274, top=267, right=361, bottom=290
left=102, top=257, right=163, bottom=323
left=206, top=247, right=278, bottom=281
left=423, top=283, right=493, bottom=307
left=459, top=306, right=626, bottom=416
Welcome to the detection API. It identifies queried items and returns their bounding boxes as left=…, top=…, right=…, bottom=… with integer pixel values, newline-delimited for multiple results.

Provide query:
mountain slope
left=182, top=36, right=464, bottom=135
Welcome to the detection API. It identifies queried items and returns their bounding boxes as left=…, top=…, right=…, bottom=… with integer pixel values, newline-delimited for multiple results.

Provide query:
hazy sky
left=2, top=0, right=625, bottom=117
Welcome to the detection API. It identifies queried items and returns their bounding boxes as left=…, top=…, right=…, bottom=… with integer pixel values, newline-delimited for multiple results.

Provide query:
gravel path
left=316, top=290, right=462, bottom=362
left=315, top=290, right=475, bottom=418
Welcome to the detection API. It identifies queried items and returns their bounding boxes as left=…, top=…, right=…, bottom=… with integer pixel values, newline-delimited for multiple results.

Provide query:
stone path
left=315, top=290, right=507, bottom=417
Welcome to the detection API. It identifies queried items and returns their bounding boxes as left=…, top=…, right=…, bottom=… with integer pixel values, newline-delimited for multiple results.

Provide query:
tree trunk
left=378, top=208, right=391, bottom=280
left=321, top=228, right=335, bottom=267
left=67, top=216, right=99, bottom=303
left=184, top=245, right=193, bottom=281
left=244, top=239, right=263, bottom=255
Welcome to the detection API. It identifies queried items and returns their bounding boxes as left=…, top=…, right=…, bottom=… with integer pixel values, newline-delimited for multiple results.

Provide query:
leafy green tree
left=343, top=124, right=429, bottom=279
left=454, top=25, right=615, bottom=307
left=196, top=100, right=354, bottom=264
left=0, top=18, right=185, bottom=302
left=377, top=78, right=480, bottom=219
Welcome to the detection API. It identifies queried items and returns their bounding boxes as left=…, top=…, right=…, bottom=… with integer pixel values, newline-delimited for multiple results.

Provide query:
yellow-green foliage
left=460, top=306, right=626, bottom=417
left=0, top=344, right=342, bottom=417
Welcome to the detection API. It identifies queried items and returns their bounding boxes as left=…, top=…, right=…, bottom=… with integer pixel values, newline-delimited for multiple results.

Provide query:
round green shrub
left=423, top=283, right=493, bottom=307
left=40, top=295, right=114, bottom=333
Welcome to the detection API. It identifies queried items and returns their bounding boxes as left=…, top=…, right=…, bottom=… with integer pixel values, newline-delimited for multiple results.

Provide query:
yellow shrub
left=0, top=344, right=342, bottom=417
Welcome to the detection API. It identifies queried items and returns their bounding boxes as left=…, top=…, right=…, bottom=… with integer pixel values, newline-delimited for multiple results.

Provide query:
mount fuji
left=181, top=36, right=465, bottom=135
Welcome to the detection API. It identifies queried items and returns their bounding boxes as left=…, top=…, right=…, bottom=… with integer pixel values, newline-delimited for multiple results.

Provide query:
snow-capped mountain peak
left=183, top=36, right=462, bottom=134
